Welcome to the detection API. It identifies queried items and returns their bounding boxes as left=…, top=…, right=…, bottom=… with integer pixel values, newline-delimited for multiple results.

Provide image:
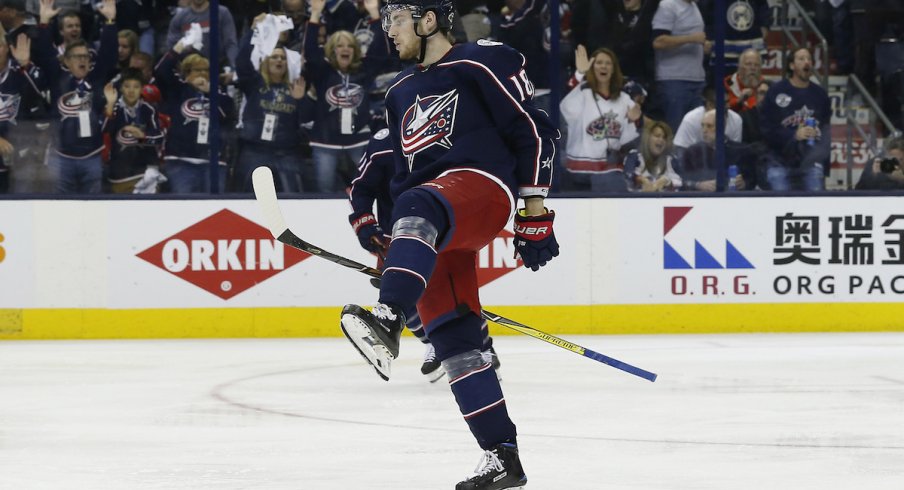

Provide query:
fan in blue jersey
left=0, top=32, right=46, bottom=193
left=154, top=39, right=234, bottom=194
left=34, top=0, right=118, bottom=194
left=233, top=15, right=309, bottom=193
left=338, top=1, right=560, bottom=488
left=348, top=128, right=502, bottom=383
left=100, top=68, right=164, bottom=194
left=303, top=0, right=390, bottom=192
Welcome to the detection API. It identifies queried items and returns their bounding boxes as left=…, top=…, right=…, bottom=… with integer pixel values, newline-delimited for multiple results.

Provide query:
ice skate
left=340, top=303, right=404, bottom=381
left=456, top=443, right=527, bottom=490
left=421, top=343, right=445, bottom=383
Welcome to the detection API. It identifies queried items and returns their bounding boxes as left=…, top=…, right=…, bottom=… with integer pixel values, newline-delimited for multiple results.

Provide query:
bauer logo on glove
left=513, top=209, right=559, bottom=271
left=348, top=211, right=389, bottom=258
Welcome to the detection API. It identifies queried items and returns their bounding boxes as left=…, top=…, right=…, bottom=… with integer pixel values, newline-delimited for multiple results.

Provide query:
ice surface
left=1, top=333, right=903, bottom=489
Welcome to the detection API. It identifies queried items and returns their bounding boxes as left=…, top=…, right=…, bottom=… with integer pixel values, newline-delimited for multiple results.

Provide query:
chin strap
left=413, top=18, right=440, bottom=65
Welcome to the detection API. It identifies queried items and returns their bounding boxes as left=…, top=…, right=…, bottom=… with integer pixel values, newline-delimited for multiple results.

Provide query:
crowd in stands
left=0, top=0, right=902, bottom=195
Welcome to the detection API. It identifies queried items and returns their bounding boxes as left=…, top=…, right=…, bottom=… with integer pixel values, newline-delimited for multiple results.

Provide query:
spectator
left=101, top=68, right=164, bottom=193
left=624, top=119, right=682, bottom=191
left=166, top=0, right=238, bottom=68
left=760, top=47, right=831, bottom=191
left=816, top=0, right=853, bottom=75
left=738, top=79, right=770, bottom=187
left=55, top=9, right=81, bottom=54
left=232, top=14, right=309, bottom=193
left=850, top=0, right=904, bottom=94
left=36, top=0, right=118, bottom=194
left=154, top=40, right=234, bottom=193
left=725, top=48, right=762, bottom=113
left=0, top=1, right=53, bottom=193
left=116, top=29, right=138, bottom=75
left=0, top=0, right=31, bottom=42
left=855, top=136, right=904, bottom=190
left=0, top=31, right=45, bottom=192
left=651, top=0, right=708, bottom=132
left=499, top=0, right=549, bottom=112
left=678, top=108, right=750, bottom=191
left=302, top=0, right=386, bottom=193
left=129, top=51, right=154, bottom=83
left=113, top=0, right=155, bottom=56
left=673, top=86, right=743, bottom=149
left=607, top=0, right=660, bottom=90
left=459, top=0, right=490, bottom=42
left=700, top=0, right=769, bottom=69
left=570, top=0, right=609, bottom=53
left=560, top=45, right=642, bottom=192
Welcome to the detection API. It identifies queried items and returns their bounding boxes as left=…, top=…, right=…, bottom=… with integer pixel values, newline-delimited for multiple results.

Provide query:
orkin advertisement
left=106, top=199, right=580, bottom=308
left=612, top=197, right=904, bottom=304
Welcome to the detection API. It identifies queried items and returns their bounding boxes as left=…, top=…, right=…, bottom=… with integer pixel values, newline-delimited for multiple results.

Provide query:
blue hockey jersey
left=760, top=78, right=831, bottom=166
left=38, top=23, right=118, bottom=159
left=383, top=41, right=559, bottom=201
left=349, top=127, right=395, bottom=231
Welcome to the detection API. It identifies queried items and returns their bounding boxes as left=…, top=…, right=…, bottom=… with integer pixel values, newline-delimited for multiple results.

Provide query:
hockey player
left=339, top=1, right=559, bottom=488
left=348, top=127, right=502, bottom=383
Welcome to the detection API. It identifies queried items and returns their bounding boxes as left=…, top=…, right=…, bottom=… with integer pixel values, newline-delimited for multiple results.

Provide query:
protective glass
left=381, top=4, right=419, bottom=33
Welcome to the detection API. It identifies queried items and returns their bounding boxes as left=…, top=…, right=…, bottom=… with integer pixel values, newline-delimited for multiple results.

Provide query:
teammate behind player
left=348, top=127, right=501, bottom=383
left=339, top=1, right=560, bottom=488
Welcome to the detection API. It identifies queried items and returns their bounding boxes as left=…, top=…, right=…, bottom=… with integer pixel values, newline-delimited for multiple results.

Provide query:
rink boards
left=2, top=196, right=904, bottom=339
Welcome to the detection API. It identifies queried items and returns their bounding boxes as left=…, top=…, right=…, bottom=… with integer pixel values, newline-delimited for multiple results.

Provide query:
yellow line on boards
left=2, top=303, right=903, bottom=340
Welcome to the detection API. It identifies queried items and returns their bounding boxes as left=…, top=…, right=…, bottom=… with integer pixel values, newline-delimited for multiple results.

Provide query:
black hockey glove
left=513, top=209, right=559, bottom=271
left=349, top=212, right=389, bottom=259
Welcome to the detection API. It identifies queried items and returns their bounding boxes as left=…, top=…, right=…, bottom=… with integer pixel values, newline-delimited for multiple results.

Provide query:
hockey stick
left=252, top=167, right=657, bottom=382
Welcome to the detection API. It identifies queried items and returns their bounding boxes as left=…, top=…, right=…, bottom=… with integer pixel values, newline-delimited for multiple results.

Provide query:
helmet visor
left=381, top=4, right=420, bottom=33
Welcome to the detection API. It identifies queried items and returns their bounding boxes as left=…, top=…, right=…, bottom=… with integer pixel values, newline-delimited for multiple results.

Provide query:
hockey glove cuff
left=350, top=212, right=389, bottom=257
left=514, top=209, right=559, bottom=271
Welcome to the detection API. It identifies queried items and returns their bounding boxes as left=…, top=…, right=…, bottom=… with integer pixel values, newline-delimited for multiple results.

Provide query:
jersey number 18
left=509, top=69, right=535, bottom=101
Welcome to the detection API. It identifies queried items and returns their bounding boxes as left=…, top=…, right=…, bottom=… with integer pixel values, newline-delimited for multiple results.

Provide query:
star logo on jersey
left=781, top=105, right=815, bottom=128
left=400, top=90, right=458, bottom=169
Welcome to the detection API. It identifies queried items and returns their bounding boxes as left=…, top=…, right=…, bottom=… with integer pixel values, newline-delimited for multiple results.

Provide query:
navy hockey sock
left=405, top=306, right=429, bottom=343
left=379, top=188, right=449, bottom=310
left=433, top=313, right=516, bottom=449
left=445, top=349, right=516, bottom=449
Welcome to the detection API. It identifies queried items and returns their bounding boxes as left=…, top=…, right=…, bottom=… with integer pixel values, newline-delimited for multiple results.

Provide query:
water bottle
left=727, top=164, right=738, bottom=191
left=805, top=117, right=816, bottom=146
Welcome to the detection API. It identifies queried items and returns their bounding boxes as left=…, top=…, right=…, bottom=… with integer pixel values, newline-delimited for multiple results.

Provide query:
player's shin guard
left=379, top=188, right=448, bottom=309
left=443, top=349, right=517, bottom=450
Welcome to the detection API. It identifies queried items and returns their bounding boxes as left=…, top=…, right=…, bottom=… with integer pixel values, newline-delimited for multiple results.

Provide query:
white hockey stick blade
left=252, top=166, right=289, bottom=239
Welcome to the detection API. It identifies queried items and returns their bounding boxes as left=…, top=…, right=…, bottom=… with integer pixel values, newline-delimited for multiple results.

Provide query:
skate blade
left=425, top=366, right=446, bottom=383
left=341, top=313, right=393, bottom=381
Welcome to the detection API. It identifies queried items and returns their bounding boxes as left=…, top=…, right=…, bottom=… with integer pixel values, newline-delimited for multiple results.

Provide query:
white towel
left=179, top=22, right=204, bottom=52
left=251, top=15, right=295, bottom=71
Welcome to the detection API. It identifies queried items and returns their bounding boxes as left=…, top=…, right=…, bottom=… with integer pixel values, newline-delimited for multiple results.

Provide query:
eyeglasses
left=269, top=55, right=287, bottom=61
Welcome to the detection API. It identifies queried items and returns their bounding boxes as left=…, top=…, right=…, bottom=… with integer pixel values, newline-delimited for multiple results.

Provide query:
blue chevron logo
left=663, top=207, right=754, bottom=270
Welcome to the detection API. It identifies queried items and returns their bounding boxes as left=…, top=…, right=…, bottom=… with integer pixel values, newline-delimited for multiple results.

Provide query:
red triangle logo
left=136, top=209, right=310, bottom=299
left=664, top=206, right=693, bottom=236
left=476, top=230, right=523, bottom=288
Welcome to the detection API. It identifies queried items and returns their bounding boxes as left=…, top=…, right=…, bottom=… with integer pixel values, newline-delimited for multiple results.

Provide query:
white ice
left=1, top=332, right=903, bottom=489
